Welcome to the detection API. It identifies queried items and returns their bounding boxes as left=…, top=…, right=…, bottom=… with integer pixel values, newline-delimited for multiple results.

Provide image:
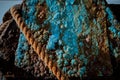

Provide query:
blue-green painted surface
left=15, top=0, right=119, bottom=77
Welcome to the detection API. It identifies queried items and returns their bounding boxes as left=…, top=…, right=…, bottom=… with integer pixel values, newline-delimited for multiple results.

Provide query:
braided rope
left=10, top=7, right=69, bottom=80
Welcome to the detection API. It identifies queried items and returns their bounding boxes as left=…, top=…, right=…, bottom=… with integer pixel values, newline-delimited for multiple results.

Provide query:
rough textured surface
left=43, top=0, right=113, bottom=77
left=0, top=19, right=20, bottom=61
left=0, top=4, right=20, bottom=61
left=15, top=0, right=56, bottom=79
left=14, top=0, right=118, bottom=78
left=0, top=0, right=120, bottom=80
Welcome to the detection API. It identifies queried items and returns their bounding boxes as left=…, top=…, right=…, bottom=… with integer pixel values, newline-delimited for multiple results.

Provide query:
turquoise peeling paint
left=79, top=42, right=84, bottom=47
left=106, top=7, right=114, bottom=23
left=79, top=66, right=86, bottom=77
left=79, top=54, right=88, bottom=65
left=56, top=50, right=63, bottom=59
left=64, top=60, right=69, bottom=66
left=15, top=0, right=118, bottom=77
left=15, top=0, right=114, bottom=77
left=25, top=0, right=40, bottom=31
left=106, top=7, right=120, bottom=38
left=67, top=70, right=75, bottom=75
left=62, top=67, right=67, bottom=73
left=108, top=26, right=120, bottom=38
left=118, top=32, right=120, bottom=38
left=46, top=23, right=60, bottom=49
left=57, top=59, right=63, bottom=67
left=46, top=0, right=89, bottom=51
left=66, top=0, right=75, bottom=5
left=16, top=0, right=40, bottom=66
left=71, top=59, right=76, bottom=66
left=108, top=26, right=117, bottom=37
left=16, top=33, right=28, bottom=67
left=106, top=7, right=120, bottom=58
left=45, top=0, right=90, bottom=76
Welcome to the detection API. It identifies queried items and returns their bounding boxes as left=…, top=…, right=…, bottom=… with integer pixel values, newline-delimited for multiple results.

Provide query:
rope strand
left=10, top=7, right=69, bottom=80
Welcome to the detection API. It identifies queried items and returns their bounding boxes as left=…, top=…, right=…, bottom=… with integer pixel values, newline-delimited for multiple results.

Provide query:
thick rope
left=10, top=7, right=69, bottom=80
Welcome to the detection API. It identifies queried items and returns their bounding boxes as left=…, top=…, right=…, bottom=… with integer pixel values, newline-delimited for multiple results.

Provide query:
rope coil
left=10, top=7, right=69, bottom=80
